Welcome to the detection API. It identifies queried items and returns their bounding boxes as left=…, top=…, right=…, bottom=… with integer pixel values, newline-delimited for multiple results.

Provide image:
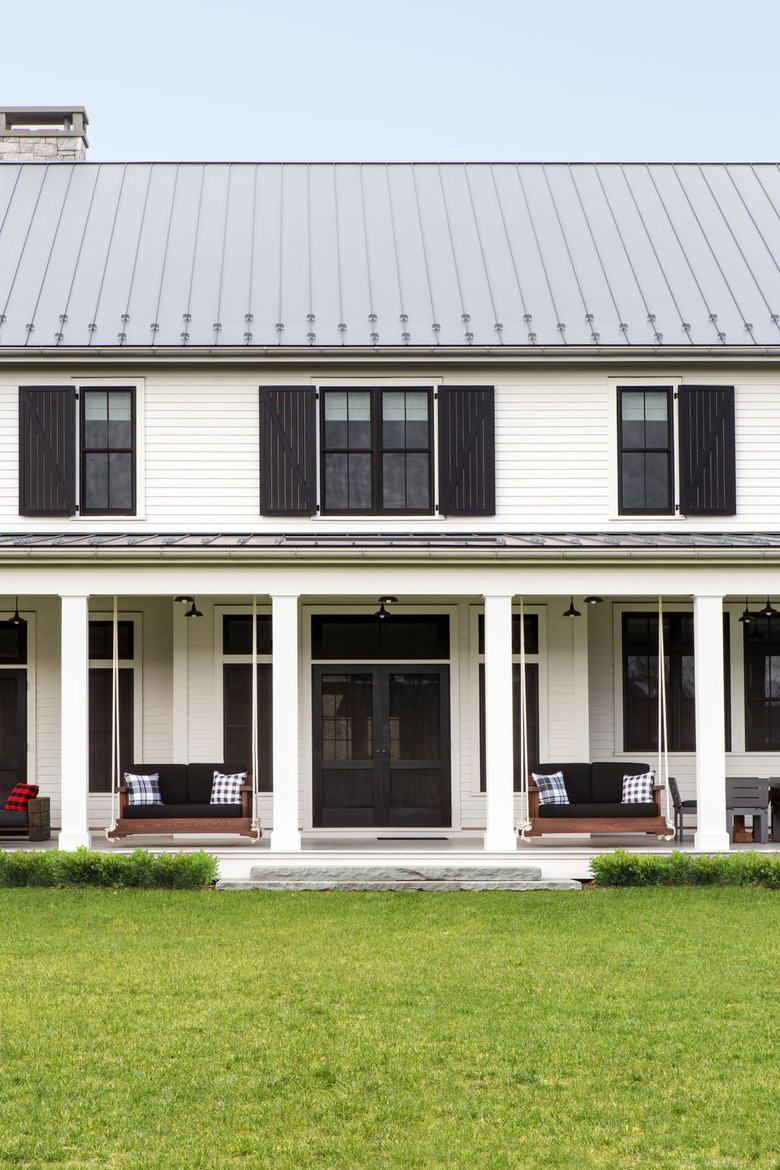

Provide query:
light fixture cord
left=657, top=596, right=672, bottom=832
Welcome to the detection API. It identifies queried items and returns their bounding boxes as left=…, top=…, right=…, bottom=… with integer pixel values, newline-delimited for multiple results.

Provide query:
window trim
left=79, top=386, right=137, bottom=517
left=319, top=386, right=435, bottom=517
left=617, top=386, right=674, bottom=516
left=87, top=611, right=143, bottom=792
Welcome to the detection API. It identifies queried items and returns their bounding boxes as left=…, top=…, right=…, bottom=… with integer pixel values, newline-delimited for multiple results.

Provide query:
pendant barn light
left=374, top=596, right=398, bottom=620
left=739, top=597, right=754, bottom=624
left=563, top=597, right=581, bottom=618
left=8, top=597, right=25, bottom=627
left=583, top=596, right=604, bottom=605
left=185, top=598, right=203, bottom=618
left=760, top=598, right=778, bottom=618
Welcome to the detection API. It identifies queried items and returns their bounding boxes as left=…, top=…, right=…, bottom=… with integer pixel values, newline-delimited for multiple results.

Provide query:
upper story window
left=321, top=388, right=433, bottom=515
left=618, top=389, right=673, bottom=514
left=617, top=385, right=736, bottom=517
left=259, top=385, right=495, bottom=518
left=19, top=386, right=136, bottom=517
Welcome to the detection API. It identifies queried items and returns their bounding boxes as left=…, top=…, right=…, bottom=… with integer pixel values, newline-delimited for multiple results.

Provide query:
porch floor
left=4, top=830, right=778, bottom=883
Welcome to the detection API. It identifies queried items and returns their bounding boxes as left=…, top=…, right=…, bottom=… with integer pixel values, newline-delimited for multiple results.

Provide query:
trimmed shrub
left=0, top=847, right=219, bottom=889
left=590, top=848, right=780, bottom=887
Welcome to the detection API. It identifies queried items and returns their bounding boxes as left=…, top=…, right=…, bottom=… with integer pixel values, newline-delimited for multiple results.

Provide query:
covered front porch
left=0, top=535, right=777, bottom=864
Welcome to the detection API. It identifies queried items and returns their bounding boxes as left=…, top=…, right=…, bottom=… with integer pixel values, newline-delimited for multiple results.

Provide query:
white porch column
left=270, top=594, right=301, bottom=851
left=59, top=594, right=90, bottom=850
left=693, top=595, right=730, bottom=852
left=483, top=594, right=517, bottom=852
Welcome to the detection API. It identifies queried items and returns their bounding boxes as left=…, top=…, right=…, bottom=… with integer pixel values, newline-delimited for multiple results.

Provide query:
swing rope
left=250, top=597, right=261, bottom=840
left=106, top=596, right=121, bottom=839
left=517, top=598, right=533, bottom=841
left=657, top=596, right=675, bottom=837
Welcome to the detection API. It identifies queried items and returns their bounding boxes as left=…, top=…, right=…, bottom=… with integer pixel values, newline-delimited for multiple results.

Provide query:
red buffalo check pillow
left=4, top=783, right=39, bottom=811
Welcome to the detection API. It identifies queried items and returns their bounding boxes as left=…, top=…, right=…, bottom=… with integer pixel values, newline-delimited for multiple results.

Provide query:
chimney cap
left=0, top=106, right=88, bottom=145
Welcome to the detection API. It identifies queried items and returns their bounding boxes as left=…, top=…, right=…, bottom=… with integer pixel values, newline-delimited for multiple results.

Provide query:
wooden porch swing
left=517, top=596, right=675, bottom=841
left=106, top=597, right=262, bottom=841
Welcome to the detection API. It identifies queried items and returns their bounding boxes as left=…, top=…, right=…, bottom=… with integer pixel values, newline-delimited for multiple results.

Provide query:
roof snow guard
left=2, top=162, right=780, bottom=348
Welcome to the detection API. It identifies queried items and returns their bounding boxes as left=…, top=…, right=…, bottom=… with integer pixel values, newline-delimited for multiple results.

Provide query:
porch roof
left=1, top=530, right=780, bottom=553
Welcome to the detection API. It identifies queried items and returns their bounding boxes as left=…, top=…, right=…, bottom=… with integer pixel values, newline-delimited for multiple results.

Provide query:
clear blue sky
left=4, top=0, right=778, bottom=162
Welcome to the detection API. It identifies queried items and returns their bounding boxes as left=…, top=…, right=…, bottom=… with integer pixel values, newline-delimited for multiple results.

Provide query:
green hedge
left=0, top=847, right=219, bottom=889
left=590, top=848, right=780, bottom=888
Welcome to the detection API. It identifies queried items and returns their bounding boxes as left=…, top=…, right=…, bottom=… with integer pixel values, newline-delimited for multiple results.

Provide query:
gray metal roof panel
left=6, top=162, right=780, bottom=348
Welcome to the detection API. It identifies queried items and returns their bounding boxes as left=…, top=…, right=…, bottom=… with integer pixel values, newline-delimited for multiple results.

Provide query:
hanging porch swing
left=106, top=596, right=262, bottom=841
left=517, top=594, right=675, bottom=840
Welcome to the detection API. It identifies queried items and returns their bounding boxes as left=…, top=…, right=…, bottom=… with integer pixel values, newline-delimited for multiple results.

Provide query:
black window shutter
left=678, top=386, right=736, bottom=515
left=438, top=387, right=495, bottom=516
left=19, top=387, right=76, bottom=516
left=259, top=387, right=317, bottom=516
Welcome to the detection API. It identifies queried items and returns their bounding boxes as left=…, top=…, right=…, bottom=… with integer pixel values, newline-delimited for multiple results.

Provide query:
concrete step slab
left=245, top=865, right=545, bottom=883
left=217, top=878, right=581, bottom=891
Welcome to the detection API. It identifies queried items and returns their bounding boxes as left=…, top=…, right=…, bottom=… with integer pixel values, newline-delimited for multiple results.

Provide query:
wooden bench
left=525, top=761, right=672, bottom=838
left=107, top=763, right=258, bottom=840
left=0, top=795, right=51, bottom=841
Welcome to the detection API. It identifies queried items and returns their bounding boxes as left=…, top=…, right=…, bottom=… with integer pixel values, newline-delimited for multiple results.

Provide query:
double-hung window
left=744, top=617, right=780, bottom=750
left=259, top=385, right=495, bottom=517
left=617, top=385, right=736, bottom=517
left=321, top=388, right=433, bottom=515
left=19, top=386, right=136, bottom=516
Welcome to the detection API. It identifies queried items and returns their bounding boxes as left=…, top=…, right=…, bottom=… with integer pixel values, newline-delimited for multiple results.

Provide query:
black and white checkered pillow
left=124, top=772, right=162, bottom=806
left=210, top=771, right=247, bottom=805
left=532, top=771, right=569, bottom=805
left=622, top=771, right=655, bottom=804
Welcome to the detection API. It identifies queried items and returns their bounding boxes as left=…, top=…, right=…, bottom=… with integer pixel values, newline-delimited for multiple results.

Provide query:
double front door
left=313, top=665, right=451, bottom=827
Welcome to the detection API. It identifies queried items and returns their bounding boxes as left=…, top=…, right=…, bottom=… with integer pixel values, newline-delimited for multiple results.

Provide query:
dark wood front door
left=0, top=670, right=26, bottom=790
left=313, top=665, right=451, bottom=827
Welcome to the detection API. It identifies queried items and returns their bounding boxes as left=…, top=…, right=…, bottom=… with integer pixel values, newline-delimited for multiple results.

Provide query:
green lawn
left=1, top=888, right=779, bottom=1169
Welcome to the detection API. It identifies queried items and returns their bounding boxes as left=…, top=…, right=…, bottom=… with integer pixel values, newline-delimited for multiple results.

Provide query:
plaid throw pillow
left=532, top=771, right=569, bottom=805
left=211, top=771, right=247, bottom=805
left=622, top=771, right=655, bottom=804
left=4, top=783, right=39, bottom=811
left=124, top=772, right=162, bottom=806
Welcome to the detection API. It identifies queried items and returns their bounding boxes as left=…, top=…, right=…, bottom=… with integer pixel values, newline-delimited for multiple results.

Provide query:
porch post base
left=693, top=830, right=730, bottom=852
left=483, top=831, right=518, bottom=853
left=58, top=830, right=91, bottom=850
left=269, top=830, right=302, bottom=852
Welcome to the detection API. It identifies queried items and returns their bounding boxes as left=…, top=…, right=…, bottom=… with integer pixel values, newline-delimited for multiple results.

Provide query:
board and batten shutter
left=437, top=387, right=495, bottom=515
left=678, top=386, right=736, bottom=515
left=19, top=387, right=77, bottom=516
left=259, top=387, right=317, bottom=516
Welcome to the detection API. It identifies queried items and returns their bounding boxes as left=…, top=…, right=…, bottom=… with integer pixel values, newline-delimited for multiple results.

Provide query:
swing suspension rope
left=657, top=596, right=674, bottom=833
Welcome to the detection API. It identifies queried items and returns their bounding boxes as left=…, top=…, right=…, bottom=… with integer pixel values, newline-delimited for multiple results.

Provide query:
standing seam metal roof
left=3, top=162, right=780, bottom=349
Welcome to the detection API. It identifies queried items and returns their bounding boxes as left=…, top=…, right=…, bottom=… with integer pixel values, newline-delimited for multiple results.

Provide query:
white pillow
left=622, top=771, right=655, bottom=804
left=210, top=771, right=247, bottom=805
left=124, top=772, right=162, bottom=806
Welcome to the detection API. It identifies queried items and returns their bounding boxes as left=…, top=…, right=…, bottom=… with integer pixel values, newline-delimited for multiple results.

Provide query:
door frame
left=302, top=603, right=460, bottom=832
left=312, top=663, right=452, bottom=828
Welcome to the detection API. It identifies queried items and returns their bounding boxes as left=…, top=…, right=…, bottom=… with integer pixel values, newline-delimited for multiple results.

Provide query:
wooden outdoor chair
left=725, top=778, right=769, bottom=845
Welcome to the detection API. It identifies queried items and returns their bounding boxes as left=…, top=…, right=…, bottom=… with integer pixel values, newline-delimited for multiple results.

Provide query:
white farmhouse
left=1, top=107, right=778, bottom=873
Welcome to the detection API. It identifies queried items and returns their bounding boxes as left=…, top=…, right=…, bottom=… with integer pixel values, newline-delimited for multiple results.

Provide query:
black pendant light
left=563, top=597, right=581, bottom=618
left=185, top=598, right=203, bottom=618
left=374, top=596, right=398, bottom=620
left=583, top=596, right=604, bottom=606
left=739, top=597, right=754, bottom=624
left=760, top=598, right=778, bottom=618
left=8, top=597, right=25, bottom=627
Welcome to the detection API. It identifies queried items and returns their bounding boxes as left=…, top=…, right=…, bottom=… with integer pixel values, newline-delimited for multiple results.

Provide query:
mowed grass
left=2, top=889, right=780, bottom=1169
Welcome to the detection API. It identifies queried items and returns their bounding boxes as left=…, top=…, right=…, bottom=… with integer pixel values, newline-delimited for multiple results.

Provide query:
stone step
left=248, top=865, right=545, bottom=883
left=217, top=878, right=581, bottom=891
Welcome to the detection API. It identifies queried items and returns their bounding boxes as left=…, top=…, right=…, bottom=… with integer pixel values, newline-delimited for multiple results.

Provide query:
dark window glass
left=479, top=663, right=539, bottom=792
left=89, top=667, right=133, bottom=792
left=80, top=389, right=135, bottom=515
left=312, top=615, right=449, bottom=660
left=222, top=615, right=273, bottom=655
left=622, top=613, right=731, bottom=752
left=618, top=389, right=673, bottom=515
left=222, top=664, right=272, bottom=790
left=320, top=388, right=433, bottom=515
left=88, top=621, right=134, bottom=660
left=0, top=622, right=27, bottom=664
left=477, top=613, right=539, bottom=655
left=745, top=618, right=780, bottom=750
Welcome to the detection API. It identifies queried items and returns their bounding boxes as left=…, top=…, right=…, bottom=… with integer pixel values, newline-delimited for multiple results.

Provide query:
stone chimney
left=0, top=107, right=89, bottom=161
